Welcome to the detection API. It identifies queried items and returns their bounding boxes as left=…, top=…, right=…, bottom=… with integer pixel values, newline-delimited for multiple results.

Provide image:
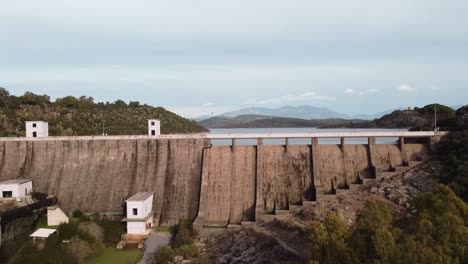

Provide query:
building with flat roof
left=123, top=192, right=154, bottom=237
left=0, top=179, right=33, bottom=198
left=30, top=228, right=57, bottom=246
left=148, top=120, right=160, bottom=136
left=25, top=121, right=48, bottom=138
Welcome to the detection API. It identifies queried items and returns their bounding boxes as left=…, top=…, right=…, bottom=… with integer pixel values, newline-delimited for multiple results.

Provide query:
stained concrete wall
left=196, top=141, right=431, bottom=227
left=257, top=145, right=312, bottom=213
left=0, top=138, right=209, bottom=226
left=0, top=136, right=431, bottom=228
left=197, top=145, right=312, bottom=226
left=196, top=146, right=256, bottom=226
left=315, top=144, right=372, bottom=191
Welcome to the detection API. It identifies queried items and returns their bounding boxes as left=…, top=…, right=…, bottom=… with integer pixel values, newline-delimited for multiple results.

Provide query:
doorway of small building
left=33, top=132, right=37, bottom=137
left=151, top=130, right=156, bottom=136
left=2, top=191, right=12, bottom=197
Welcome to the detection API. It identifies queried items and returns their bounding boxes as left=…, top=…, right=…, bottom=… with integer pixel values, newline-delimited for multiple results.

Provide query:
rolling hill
left=0, top=88, right=207, bottom=137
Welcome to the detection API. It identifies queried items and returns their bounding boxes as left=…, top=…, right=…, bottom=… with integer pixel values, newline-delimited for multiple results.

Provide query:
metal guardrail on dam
left=0, top=131, right=446, bottom=142
left=204, top=131, right=446, bottom=139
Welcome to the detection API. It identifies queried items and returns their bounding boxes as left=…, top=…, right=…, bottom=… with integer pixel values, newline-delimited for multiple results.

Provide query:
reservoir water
left=208, top=127, right=407, bottom=145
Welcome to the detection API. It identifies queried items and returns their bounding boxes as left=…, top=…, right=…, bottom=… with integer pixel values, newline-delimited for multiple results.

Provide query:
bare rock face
left=371, top=162, right=439, bottom=209
left=196, top=229, right=301, bottom=264
left=0, top=138, right=209, bottom=226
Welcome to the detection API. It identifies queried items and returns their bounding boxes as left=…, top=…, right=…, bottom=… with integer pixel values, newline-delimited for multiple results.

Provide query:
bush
left=12, top=234, right=79, bottom=264
left=309, top=212, right=352, bottom=263
left=153, top=246, right=175, bottom=264
left=0, top=216, right=35, bottom=260
left=176, top=243, right=199, bottom=259
left=64, top=236, right=98, bottom=263
left=58, top=222, right=79, bottom=240
left=436, top=131, right=468, bottom=201
left=170, top=220, right=195, bottom=248
left=97, top=220, right=124, bottom=245
left=72, top=210, right=84, bottom=219
left=307, top=186, right=468, bottom=264
left=79, top=221, right=104, bottom=242
left=78, top=230, right=96, bottom=244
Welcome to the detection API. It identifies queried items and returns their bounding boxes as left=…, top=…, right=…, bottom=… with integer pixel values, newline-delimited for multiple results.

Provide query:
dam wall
left=197, top=146, right=257, bottom=226
left=196, top=141, right=431, bottom=227
left=0, top=138, right=209, bottom=226
left=0, top=133, right=433, bottom=227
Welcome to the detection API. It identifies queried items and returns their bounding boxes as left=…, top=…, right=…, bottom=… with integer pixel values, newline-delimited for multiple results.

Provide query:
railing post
left=257, top=138, right=263, bottom=146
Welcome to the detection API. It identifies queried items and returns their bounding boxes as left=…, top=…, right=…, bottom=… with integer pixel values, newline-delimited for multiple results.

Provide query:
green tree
left=350, top=199, right=398, bottom=264
left=309, top=212, right=353, bottom=264
left=97, top=220, right=124, bottom=245
left=56, top=96, right=80, bottom=108
left=58, top=222, right=78, bottom=240
left=404, top=184, right=468, bottom=263
left=0, top=87, right=9, bottom=96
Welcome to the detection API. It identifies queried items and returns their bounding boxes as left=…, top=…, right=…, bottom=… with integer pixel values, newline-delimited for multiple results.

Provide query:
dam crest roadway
left=0, top=131, right=447, bottom=143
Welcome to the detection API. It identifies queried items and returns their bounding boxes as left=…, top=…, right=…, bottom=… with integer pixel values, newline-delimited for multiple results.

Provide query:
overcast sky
left=1, top=0, right=467, bottom=117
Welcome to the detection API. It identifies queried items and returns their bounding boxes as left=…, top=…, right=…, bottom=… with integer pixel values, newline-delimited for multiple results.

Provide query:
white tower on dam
left=25, top=121, right=48, bottom=138
left=148, top=119, right=160, bottom=136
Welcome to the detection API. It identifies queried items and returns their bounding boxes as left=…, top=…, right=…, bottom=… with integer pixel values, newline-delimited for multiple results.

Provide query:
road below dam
left=0, top=134, right=433, bottom=227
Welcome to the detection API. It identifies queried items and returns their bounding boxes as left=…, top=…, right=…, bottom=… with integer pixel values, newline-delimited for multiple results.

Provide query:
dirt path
left=138, top=232, right=171, bottom=264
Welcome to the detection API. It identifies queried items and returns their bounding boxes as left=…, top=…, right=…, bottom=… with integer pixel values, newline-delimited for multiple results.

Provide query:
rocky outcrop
left=0, top=138, right=209, bottom=226
left=195, top=229, right=302, bottom=264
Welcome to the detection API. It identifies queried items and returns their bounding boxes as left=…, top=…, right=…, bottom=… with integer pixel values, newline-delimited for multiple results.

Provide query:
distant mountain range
left=195, top=104, right=466, bottom=129
left=220, top=106, right=350, bottom=119
left=195, top=105, right=396, bottom=122
left=198, top=114, right=364, bottom=129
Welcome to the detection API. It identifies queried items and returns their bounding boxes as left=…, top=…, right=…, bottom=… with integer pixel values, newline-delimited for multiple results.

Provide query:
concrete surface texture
left=196, top=141, right=431, bottom=227
left=0, top=135, right=432, bottom=228
left=0, top=138, right=209, bottom=226
left=197, top=146, right=256, bottom=226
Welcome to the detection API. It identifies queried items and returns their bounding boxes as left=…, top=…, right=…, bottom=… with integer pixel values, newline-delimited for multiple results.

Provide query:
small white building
left=47, top=206, right=70, bottom=226
left=25, top=121, right=48, bottom=138
left=0, top=179, right=33, bottom=198
left=148, top=120, right=160, bottom=136
left=30, top=228, right=57, bottom=245
left=123, top=192, right=154, bottom=236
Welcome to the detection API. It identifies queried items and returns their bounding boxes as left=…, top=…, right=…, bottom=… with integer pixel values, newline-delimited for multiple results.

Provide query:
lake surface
left=209, top=127, right=407, bottom=145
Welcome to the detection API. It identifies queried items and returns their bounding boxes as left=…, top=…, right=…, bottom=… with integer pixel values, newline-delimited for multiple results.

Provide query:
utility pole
left=434, top=105, right=438, bottom=131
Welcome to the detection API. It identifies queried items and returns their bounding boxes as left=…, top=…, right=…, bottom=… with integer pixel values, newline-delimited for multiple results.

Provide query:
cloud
left=245, top=91, right=336, bottom=106
left=344, top=89, right=354, bottom=95
left=367, top=88, right=378, bottom=93
left=398, top=84, right=417, bottom=92
left=202, top=102, right=214, bottom=107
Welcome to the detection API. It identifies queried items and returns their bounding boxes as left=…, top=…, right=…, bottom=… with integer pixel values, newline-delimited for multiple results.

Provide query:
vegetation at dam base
left=437, top=131, right=468, bottom=202
left=1, top=213, right=138, bottom=264
left=304, top=131, right=468, bottom=264
left=309, top=186, right=467, bottom=264
left=0, top=88, right=206, bottom=137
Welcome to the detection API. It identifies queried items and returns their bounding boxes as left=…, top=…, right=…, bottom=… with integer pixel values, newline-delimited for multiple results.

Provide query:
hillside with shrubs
left=0, top=87, right=206, bottom=137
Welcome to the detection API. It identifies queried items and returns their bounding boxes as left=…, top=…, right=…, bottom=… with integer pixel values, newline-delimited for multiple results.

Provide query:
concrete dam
left=0, top=132, right=438, bottom=227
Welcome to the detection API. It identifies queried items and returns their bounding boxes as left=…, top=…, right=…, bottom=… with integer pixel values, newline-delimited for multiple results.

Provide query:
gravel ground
left=138, top=232, right=171, bottom=264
